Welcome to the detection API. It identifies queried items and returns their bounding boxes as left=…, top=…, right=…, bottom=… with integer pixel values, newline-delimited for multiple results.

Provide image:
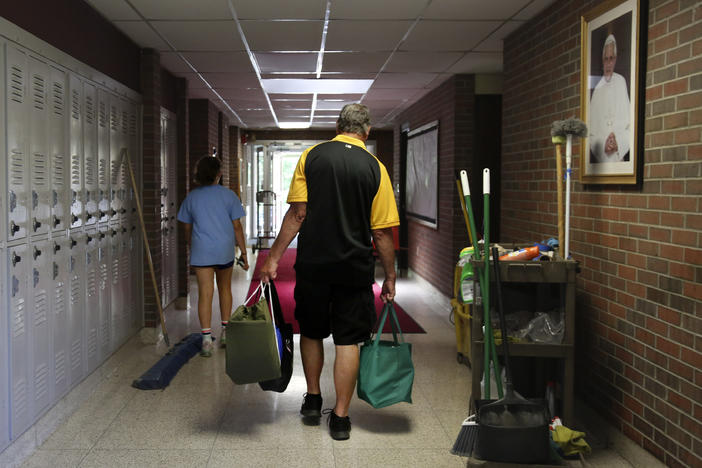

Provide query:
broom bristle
left=551, top=117, right=587, bottom=138
left=450, top=419, right=479, bottom=457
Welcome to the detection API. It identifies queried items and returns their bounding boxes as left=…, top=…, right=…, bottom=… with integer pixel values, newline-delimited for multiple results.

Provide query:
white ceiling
left=85, top=0, right=554, bottom=129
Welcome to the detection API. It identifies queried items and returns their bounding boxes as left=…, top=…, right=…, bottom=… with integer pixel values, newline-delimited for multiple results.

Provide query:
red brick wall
left=175, top=78, right=189, bottom=299
left=219, top=113, right=230, bottom=187
left=502, top=1, right=701, bottom=466
left=393, top=75, right=476, bottom=297
left=188, top=99, right=219, bottom=184
left=229, top=126, right=242, bottom=196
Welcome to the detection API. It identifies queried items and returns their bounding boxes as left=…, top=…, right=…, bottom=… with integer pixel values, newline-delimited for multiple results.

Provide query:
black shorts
left=294, top=276, right=375, bottom=346
left=193, top=260, right=234, bottom=270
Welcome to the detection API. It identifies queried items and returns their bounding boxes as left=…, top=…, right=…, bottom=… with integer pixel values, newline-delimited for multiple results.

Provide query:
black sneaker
left=300, top=393, right=322, bottom=419
left=324, top=409, right=351, bottom=441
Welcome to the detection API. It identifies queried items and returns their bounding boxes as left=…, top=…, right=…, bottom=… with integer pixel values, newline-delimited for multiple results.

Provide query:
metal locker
left=8, top=243, right=32, bottom=439
left=28, top=55, right=51, bottom=237
left=0, top=247, right=8, bottom=452
left=6, top=45, right=29, bottom=241
left=118, top=227, right=132, bottom=339
left=84, top=230, right=99, bottom=373
left=68, top=73, right=83, bottom=229
left=109, top=96, right=124, bottom=224
left=83, top=83, right=98, bottom=227
left=30, top=238, right=52, bottom=418
left=49, top=65, right=68, bottom=232
left=67, top=232, right=86, bottom=386
left=50, top=235, right=70, bottom=400
left=96, top=227, right=110, bottom=360
left=109, top=228, right=122, bottom=350
left=127, top=226, right=141, bottom=333
left=97, top=89, right=111, bottom=225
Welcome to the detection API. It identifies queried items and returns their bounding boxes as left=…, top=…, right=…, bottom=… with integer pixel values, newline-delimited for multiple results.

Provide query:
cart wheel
left=456, top=352, right=463, bottom=364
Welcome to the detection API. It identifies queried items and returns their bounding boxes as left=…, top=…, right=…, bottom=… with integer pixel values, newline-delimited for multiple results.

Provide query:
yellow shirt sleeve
left=286, top=150, right=309, bottom=203
left=370, top=162, right=400, bottom=230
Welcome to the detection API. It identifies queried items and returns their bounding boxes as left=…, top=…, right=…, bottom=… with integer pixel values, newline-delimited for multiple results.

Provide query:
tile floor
left=15, top=253, right=660, bottom=468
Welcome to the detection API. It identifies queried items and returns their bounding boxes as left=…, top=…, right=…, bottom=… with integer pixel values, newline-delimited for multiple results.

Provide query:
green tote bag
left=357, top=302, right=414, bottom=409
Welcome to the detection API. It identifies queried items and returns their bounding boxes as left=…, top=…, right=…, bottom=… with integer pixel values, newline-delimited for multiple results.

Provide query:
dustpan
left=474, top=247, right=550, bottom=464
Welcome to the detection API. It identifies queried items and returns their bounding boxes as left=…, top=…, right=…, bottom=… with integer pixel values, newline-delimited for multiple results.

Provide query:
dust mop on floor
left=132, top=333, right=205, bottom=390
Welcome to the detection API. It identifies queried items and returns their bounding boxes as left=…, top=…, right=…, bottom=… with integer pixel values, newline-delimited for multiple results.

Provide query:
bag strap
left=372, top=302, right=404, bottom=346
left=244, top=280, right=264, bottom=306
left=262, top=282, right=281, bottom=361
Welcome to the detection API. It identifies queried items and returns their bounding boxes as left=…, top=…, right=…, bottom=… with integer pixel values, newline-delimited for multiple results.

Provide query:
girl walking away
left=177, top=156, right=249, bottom=357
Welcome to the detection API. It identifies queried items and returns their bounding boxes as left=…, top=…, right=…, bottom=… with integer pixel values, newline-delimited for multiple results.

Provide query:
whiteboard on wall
left=406, top=121, right=438, bottom=229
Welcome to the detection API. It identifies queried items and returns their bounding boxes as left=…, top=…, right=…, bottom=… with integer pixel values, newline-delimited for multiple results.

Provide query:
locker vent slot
left=86, top=155, right=96, bottom=187
left=13, top=299, right=26, bottom=338
left=71, top=339, right=81, bottom=371
left=55, top=351, right=66, bottom=386
left=10, top=65, right=24, bottom=103
left=111, top=159, right=119, bottom=185
left=34, top=291, right=48, bottom=326
left=101, top=322, right=109, bottom=345
left=130, top=112, right=137, bottom=136
left=87, top=269, right=97, bottom=297
left=55, top=283, right=66, bottom=315
left=71, top=154, right=81, bottom=186
left=35, top=363, right=49, bottom=402
left=13, top=380, right=28, bottom=419
left=122, top=110, right=128, bottom=134
left=71, top=89, right=80, bottom=120
left=110, top=105, right=118, bottom=131
left=33, top=153, right=48, bottom=188
left=70, top=277, right=81, bottom=307
left=112, top=259, right=120, bottom=284
left=53, top=81, right=65, bottom=116
left=99, top=159, right=108, bottom=186
left=10, top=149, right=25, bottom=187
left=99, top=262, right=108, bottom=288
left=87, top=329, right=97, bottom=358
left=85, top=94, right=95, bottom=124
left=32, top=74, right=46, bottom=110
left=99, top=101, right=107, bottom=127
left=52, top=154, right=65, bottom=187
left=120, top=257, right=130, bottom=280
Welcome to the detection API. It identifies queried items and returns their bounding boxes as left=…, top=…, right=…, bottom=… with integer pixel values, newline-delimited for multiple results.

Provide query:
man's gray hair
left=337, top=103, right=371, bottom=135
left=603, top=34, right=617, bottom=57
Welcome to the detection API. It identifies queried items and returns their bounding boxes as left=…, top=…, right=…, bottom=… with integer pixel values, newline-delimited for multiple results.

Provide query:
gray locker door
left=109, top=229, right=123, bottom=350
left=0, top=43, right=5, bottom=245
left=128, top=226, right=141, bottom=333
left=97, top=228, right=110, bottom=360
left=67, top=233, right=85, bottom=386
left=50, top=236, right=69, bottom=400
left=28, top=55, right=51, bottom=237
left=0, top=247, right=9, bottom=451
left=6, top=46, right=29, bottom=241
left=49, top=65, right=68, bottom=232
left=83, top=83, right=98, bottom=227
left=68, top=74, right=83, bottom=229
left=118, top=228, right=131, bottom=339
left=84, top=231, right=99, bottom=373
left=9, top=243, right=32, bottom=438
left=97, top=89, right=111, bottom=224
left=109, top=97, right=123, bottom=223
left=30, top=239, right=52, bottom=418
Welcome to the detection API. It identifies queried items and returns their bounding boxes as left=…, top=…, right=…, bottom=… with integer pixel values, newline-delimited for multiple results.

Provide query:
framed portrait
left=580, top=0, right=647, bottom=184
left=406, top=120, right=439, bottom=229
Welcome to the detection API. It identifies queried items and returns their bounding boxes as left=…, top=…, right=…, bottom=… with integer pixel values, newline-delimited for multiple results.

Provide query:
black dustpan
left=474, top=247, right=550, bottom=464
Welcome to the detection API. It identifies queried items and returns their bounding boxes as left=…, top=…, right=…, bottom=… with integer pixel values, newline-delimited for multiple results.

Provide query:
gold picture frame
left=580, top=0, right=647, bottom=185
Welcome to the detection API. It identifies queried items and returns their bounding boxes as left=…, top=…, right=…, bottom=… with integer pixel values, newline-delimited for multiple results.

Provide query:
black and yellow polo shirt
left=287, top=134, right=399, bottom=285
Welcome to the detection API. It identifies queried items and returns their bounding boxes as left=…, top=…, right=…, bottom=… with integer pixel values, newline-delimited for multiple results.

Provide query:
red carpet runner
left=247, top=249, right=425, bottom=334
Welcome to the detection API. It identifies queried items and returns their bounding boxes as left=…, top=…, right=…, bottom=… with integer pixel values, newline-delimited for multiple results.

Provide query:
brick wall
left=175, top=78, right=189, bottom=299
left=393, top=75, right=476, bottom=297
left=502, top=1, right=701, bottom=466
left=188, top=99, right=219, bottom=183
left=219, top=113, right=230, bottom=187
left=229, top=126, right=241, bottom=196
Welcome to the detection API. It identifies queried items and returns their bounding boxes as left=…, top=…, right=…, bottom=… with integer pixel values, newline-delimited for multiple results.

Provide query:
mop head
left=132, top=333, right=204, bottom=390
left=551, top=118, right=588, bottom=138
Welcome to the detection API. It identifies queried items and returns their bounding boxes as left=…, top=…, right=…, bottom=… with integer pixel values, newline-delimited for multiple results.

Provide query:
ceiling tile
left=401, top=20, right=502, bottom=51
left=254, top=53, right=318, bottom=73
left=177, top=73, right=209, bottom=88
left=276, top=110, right=311, bottom=119
left=372, top=73, right=439, bottom=89
left=326, top=21, right=411, bottom=51
left=160, top=52, right=193, bottom=73
left=273, top=102, right=313, bottom=110
left=129, top=0, right=232, bottom=20
left=241, top=21, right=323, bottom=51
left=330, top=0, right=427, bottom=19
left=182, top=52, right=253, bottom=73
left=474, top=21, right=525, bottom=52
left=219, top=88, right=268, bottom=101
left=151, top=21, right=244, bottom=51
left=514, top=0, right=557, bottom=20
left=113, top=21, right=170, bottom=50
left=84, top=0, right=140, bottom=20
left=188, top=88, right=215, bottom=99
left=364, top=88, right=418, bottom=100
left=446, top=52, right=503, bottom=73
left=231, top=0, right=326, bottom=19
left=317, top=94, right=363, bottom=101
left=269, top=93, right=314, bottom=101
left=201, top=72, right=260, bottom=88
left=322, top=52, right=390, bottom=73
left=422, top=0, right=530, bottom=20
left=317, top=100, right=355, bottom=110
left=384, top=52, right=463, bottom=72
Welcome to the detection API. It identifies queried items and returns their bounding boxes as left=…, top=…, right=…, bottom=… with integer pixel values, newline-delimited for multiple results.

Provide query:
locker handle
left=70, top=238, right=77, bottom=248
left=54, top=243, right=61, bottom=253
left=33, top=218, right=42, bottom=232
left=10, top=221, right=20, bottom=236
left=110, top=230, right=117, bottom=237
left=99, top=232, right=106, bottom=239
left=122, top=227, right=127, bottom=233
left=99, top=210, right=107, bottom=219
left=86, top=212, right=95, bottom=220
left=33, top=247, right=42, bottom=259
left=120, top=208, right=126, bottom=214
left=53, top=216, right=61, bottom=227
left=108, top=209, right=116, bottom=217
left=12, top=252, right=22, bottom=266
left=71, top=214, right=79, bottom=224
left=86, top=235, right=92, bottom=244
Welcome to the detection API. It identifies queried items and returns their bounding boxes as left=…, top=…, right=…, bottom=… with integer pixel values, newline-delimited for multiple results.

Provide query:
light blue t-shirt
left=177, top=185, right=246, bottom=266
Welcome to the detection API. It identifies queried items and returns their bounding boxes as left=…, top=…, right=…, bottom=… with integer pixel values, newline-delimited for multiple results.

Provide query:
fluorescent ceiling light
left=278, top=122, right=311, bottom=129
left=261, top=79, right=373, bottom=94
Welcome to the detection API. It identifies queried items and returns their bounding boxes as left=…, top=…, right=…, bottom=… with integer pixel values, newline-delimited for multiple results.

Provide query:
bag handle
left=262, top=282, right=281, bottom=361
left=371, top=302, right=405, bottom=346
left=244, top=280, right=264, bottom=307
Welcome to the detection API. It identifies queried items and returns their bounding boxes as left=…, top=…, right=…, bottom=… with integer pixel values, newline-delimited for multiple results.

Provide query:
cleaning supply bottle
left=458, top=247, right=474, bottom=303
left=499, top=245, right=540, bottom=261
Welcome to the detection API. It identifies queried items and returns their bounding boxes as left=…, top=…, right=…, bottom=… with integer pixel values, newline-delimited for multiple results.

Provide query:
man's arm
left=260, top=202, right=306, bottom=282
left=372, top=227, right=396, bottom=303
left=232, top=219, right=249, bottom=270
